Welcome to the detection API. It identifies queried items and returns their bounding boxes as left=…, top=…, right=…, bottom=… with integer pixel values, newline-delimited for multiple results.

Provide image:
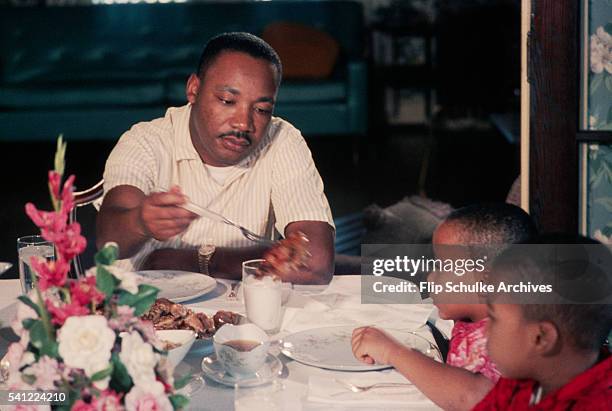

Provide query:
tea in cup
left=213, top=323, right=269, bottom=376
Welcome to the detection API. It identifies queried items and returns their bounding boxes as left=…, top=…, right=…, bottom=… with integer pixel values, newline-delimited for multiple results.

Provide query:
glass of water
left=17, top=235, right=55, bottom=294
left=234, top=380, right=285, bottom=411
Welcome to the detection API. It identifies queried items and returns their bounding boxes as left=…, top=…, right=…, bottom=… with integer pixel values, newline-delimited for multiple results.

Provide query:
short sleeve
left=270, top=127, right=334, bottom=234
left=103, top=124, right=159, bottom=195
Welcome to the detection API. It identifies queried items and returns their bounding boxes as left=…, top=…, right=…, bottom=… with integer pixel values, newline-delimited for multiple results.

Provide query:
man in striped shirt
left=97, top=33, right=335, bottom=285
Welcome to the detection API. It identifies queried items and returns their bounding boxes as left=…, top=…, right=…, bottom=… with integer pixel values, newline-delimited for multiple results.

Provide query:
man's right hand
left=97, top=185, right=198, bottom=258
left=139, top=186, right=198, bottom=241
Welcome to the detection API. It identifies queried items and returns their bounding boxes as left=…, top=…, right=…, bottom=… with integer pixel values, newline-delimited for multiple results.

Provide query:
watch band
left=198, top=244, right=216, bottom=275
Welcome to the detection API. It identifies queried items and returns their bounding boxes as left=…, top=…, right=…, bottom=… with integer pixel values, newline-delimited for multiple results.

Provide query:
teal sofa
left=0, top=1, right=367, bottom=141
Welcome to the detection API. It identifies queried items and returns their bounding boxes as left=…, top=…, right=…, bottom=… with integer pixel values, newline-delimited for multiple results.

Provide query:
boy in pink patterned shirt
left=352, top=204, right=536, bottom=411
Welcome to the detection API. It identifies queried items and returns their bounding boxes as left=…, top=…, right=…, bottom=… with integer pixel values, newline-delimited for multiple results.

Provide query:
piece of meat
left=257, top=231, right=311, bottom=278
left=181, top=312, right=205, bottom=334
left=213, top=310, right=241, bottom=328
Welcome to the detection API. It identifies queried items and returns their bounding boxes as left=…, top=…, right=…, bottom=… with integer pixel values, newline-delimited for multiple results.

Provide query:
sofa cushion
left=0, top=81, right=164, bottom=109
left=277, top=81, right=346, bottom=103
left=362, top=196, right=454, bottom=244
left=262, top=22, right=339, bottom=79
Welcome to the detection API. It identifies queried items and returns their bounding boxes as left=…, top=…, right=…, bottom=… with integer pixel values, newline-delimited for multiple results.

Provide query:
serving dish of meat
left=142, top=298, right=243, bottom=339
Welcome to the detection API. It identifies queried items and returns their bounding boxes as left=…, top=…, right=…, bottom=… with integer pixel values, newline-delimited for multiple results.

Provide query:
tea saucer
left=200, top=353, right=282, bottom=387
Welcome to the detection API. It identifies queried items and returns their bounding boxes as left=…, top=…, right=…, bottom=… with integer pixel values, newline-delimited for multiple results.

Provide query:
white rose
left=106, top=265, right=140, bottom=294
left=119, top=331, right=159, bottom=387
left=125, top=381, right=173, bottom=411
left=57, top=316, right=115, bottom=378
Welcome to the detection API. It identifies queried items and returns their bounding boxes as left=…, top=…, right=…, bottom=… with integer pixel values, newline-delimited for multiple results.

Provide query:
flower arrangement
left=5, top=137, right=189, bottom=410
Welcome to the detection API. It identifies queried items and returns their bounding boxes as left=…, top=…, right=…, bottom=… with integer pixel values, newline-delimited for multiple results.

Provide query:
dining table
left=0, top=275, right=452, bottom=411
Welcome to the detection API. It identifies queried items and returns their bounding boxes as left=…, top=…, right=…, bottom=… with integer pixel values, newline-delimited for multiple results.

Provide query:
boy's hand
left=351, top=326, right=405, bottom=365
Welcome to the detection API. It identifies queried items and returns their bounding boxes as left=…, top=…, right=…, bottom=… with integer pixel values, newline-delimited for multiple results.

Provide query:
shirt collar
left=173, top=103, right=276, bottom=170
left=174, top=104, right=200, bottom=161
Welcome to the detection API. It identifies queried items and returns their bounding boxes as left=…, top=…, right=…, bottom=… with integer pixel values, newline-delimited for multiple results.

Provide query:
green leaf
left=90, top=363, right=113, bottom=381
left=39, top=341, right=59, bottom=358
left=96, top=266, right=118, bottom=298
left=117, top=284, right=159, bottom=316
left=27, top=319, right=58, bottom=358
left=595, top=197, right=612, bottom=212
left=605, top=76, right=612, bottom=93
left=29, top=320, right=46, bottom=349
left=169, top=394, right=190, bottom=410
left=591, top=73, right=603, bottom=94
left=109, top=353, right=133, bottom=393
left=22, top=318, right=37, bottom=330
left=173, top=374, right=192, bottom=390
left=22, top=373, right=36, bottom=385
left=95, top=243, right=119, bottom=266
left=17, top=295, right=42, bottom=317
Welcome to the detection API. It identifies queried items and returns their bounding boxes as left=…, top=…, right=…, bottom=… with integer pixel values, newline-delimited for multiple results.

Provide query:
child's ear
left=534, top=321, right=560, bottom=355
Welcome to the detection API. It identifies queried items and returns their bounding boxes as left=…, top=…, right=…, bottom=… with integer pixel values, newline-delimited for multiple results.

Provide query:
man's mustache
left=219, top=131, right=252, bottom=144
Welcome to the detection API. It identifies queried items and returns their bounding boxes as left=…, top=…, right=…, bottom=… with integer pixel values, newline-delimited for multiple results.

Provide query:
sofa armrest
left=346, top=60, right=368, bottom=136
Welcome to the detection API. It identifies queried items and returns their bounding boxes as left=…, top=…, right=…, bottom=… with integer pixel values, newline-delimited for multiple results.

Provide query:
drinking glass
left=242, top=259, right=283, bottom=334
left=234, top=380, right=285, bottom=411
left=17, top=235, right=55, bottom=294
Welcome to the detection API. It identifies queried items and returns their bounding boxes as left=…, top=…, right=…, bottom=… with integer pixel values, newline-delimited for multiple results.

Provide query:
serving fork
left=180, top=199, right=274, bottom=246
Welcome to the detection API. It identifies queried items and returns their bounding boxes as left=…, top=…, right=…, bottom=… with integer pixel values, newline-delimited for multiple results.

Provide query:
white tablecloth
left=0, top=276, right=449, bottom=410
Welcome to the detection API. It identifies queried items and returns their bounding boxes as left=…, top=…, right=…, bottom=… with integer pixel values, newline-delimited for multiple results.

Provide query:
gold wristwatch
left=197, top=243, right=216, bottom=275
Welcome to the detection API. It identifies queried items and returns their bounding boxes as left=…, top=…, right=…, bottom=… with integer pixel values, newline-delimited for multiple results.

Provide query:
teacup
left=155, top=329, right=196, bottom=367
left=213, top=323, right=269, bottom=376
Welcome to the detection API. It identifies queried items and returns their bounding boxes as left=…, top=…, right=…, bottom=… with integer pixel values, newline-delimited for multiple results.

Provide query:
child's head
left=429, top=203, right=537, bottom=320
left=486, top=234, right=612, bottom=379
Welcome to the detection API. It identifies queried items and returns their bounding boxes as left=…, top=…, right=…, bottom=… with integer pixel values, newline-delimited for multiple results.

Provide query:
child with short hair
left=473, top=234, right=612, bottom=410
left=352, top=203, right=537, bottom=411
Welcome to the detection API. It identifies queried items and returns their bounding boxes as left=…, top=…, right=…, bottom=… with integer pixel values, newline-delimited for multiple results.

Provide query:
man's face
left=186, top=51, right=279, bottom=167
left=486, top=302, right=535, bottom=379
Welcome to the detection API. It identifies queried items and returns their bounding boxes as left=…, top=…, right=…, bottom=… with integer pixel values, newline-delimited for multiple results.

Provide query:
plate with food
left=280, top=326, right=441, bottom=371
left=136, top=270, right=217, bottom=302
left=142, top=298, right=245, bottom=339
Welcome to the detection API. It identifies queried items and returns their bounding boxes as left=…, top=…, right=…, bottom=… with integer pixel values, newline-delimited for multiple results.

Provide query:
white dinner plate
left=136, top=270, right=217, bottom=303
left=0, top=262, right=12, bottom=276
left=201, top=353, right=282, bottom=387
left=280, top=325, right=439, bottom=371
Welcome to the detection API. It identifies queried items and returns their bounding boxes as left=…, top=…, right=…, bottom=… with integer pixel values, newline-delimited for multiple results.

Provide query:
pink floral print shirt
left=446, top=318, right=501, bottom=382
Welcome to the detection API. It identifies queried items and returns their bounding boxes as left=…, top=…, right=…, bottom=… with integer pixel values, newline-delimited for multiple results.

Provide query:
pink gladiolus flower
left=54, top=222, right=87, bottom=261
left=48, top=171, right=62, bottom=200
left=70, top=276, right=105, bottom=306
left=59, top=174, right=76, bottom=214
left=46, top=299, right=89, bottom=326
left=72, top=399, right=98, bottom=411
left=97, top=390, right=124, bottom=411
left=31, top=257, right=70, bottom=291
left=24, top=204, right=66, bottom=237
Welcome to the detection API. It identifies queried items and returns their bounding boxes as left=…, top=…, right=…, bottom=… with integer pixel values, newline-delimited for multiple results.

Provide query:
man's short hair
left=196, top=32, right=282, bottom=85
left=445, top=203, right=537, bottom=245
left=492, top=234, right=612, bottom=351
